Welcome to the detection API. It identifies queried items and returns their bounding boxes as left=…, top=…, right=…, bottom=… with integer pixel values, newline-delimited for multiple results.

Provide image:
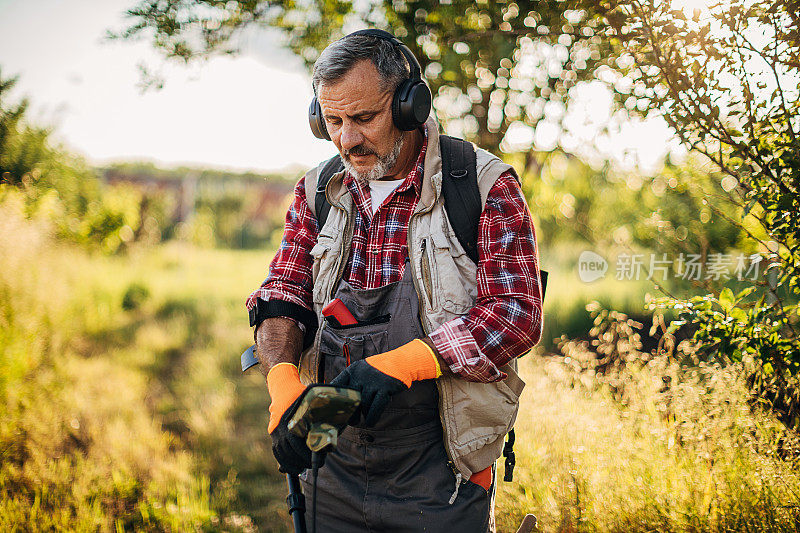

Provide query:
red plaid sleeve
left=246, top=175, right=319, bottom=313
left=429, top=170, right=543, bottom=382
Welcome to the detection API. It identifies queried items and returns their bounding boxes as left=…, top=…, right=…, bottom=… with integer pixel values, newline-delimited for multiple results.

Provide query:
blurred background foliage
left=2, top=0, right=800, bottom=530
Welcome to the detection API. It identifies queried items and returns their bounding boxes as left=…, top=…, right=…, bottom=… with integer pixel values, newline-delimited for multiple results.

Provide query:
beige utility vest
left=298, top=117, right=526, bottom=480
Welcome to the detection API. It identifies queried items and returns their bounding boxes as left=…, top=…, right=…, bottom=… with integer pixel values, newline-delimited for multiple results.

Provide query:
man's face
left=317, top=60, right=404, bottom=183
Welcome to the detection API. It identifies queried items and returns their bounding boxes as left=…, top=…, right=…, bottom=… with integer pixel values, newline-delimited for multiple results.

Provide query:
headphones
left=308, top=29, right=432, bottom=141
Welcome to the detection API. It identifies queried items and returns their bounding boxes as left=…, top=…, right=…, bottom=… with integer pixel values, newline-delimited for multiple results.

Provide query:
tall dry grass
left=0, top=197, right=286, bottom=531
left=5, top=187, right=800, bottom=531
left=495, top=309, right=800, bottom=532
left=0, top=205, right=204, bottom=530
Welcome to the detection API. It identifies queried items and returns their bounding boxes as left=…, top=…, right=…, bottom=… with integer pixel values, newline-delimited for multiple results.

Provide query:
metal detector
left=241, top=346, right=538, bottom=532
left=241, top=345, right=361, bottom=533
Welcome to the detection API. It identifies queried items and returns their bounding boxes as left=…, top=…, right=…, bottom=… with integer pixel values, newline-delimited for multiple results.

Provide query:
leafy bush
left=652, top=286, right=800, bottom=430
left=601, top=0, right=800, bottom=422
left=0, top=68, right=160, bottom=254
left=496, top=302, right=800, bottom=531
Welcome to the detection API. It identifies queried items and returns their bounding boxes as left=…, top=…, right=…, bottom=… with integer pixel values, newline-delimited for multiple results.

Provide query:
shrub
left=601, top=0, right=800, bottom=423
left=0, top=68, right=152, bottom=254
left=496, top=302, right=800, bottom=532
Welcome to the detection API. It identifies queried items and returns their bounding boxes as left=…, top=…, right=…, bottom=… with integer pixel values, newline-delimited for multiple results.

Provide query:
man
left=246, top=30, right=543, bottom=532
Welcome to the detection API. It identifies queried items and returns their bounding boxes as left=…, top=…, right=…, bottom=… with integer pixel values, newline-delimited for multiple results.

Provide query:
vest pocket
left=328, top=314, right=391, bottom=329
left=420, top=238, right=434, bottom=306
left=310, top=237, right=337, bottom=305
left=497, top=362, right=525, bottom=399
left=430, top=230, right=474, bottom=314
left=441, top=364, right=525, bottom=475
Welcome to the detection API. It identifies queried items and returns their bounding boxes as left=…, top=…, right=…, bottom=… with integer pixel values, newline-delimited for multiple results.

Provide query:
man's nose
left=339, top=122, right=364, bottom=152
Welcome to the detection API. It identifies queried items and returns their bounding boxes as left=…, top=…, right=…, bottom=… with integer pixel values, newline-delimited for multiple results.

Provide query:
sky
left=0, top=0, right=337, bottom=172
left=0, top=0, right=680, bottom=174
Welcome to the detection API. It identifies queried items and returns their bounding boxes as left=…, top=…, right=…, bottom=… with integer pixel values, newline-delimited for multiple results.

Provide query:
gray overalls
left=300, top=261, right=491, bottom=532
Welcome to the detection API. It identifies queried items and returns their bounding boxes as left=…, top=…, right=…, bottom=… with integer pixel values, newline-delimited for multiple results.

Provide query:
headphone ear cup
left=392, top=80, right=431, bottom=131
left=391, top=79, right=411, bottom=130
left=308, top=97, right=330, bottom=140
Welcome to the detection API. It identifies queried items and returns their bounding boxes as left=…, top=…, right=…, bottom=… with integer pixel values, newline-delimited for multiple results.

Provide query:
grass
left=494, top=352, right=800, bottom=532
left=3, top=205, right=799, bottom=531
left=0, top=206, right=287, bottom=531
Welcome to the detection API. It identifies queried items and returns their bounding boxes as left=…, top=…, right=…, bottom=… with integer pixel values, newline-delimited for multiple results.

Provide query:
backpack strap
left=305, top=142, right=548, bottom=302
left=306, top=137, right=482, bottom=263
left=305, top=154, right=344, bottom=231
left=439, top=136, right=548, bottom=302
left=439, top=135, right=481, bottom=264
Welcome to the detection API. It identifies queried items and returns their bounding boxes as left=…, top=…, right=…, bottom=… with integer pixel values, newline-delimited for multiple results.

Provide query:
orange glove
left=366, top=338, right=442, bottom=386
left=330, top=339, right=442, bottom=426
left=267, top=363, right=306, bottom=433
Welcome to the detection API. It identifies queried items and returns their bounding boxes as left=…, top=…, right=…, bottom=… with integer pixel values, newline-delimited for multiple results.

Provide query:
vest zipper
left=312, top=173, right=352, bottom=379
left=407, top=195, right=459, bottom=478
left=407, top=209, right=433, bottom=335
left=420, top=238, right=433, bottom=304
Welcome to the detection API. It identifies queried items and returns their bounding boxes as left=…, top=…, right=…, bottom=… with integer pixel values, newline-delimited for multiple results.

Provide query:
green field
left=0, top=214, right=287, bottom=531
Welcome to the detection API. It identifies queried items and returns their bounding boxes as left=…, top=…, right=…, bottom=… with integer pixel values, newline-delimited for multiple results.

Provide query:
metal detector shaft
left=286, top=473, right=307, bottom=533
left=241, top=347, right=359, bottom=533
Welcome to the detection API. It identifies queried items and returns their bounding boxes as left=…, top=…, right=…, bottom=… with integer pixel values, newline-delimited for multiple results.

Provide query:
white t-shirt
left=368, top=179, right=404, bottom=215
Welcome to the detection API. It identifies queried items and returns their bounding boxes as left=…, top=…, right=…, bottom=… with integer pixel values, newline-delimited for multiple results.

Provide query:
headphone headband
left=308, top=28, right=431, bottom=139
left=346, top=28, right=423, bottom=81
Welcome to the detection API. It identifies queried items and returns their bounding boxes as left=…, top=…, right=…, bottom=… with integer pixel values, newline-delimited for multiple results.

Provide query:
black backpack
left=311, top=136, right=548, bottom=483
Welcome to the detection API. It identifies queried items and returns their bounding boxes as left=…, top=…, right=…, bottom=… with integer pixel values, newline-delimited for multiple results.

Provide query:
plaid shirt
left=247, top=128, right=543, bottom=382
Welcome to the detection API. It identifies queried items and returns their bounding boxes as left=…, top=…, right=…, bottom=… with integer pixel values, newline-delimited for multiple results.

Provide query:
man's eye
left=325, top=117, right=341, bottom=126
left=357, top=115, right=374, bottom=123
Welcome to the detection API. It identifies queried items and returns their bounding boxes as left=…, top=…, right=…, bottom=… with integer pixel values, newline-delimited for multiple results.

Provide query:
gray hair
left=312, top=34, right=409, bottom=94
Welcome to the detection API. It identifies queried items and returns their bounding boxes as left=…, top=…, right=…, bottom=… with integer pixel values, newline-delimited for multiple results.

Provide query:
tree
left=113, top=0, right=625, bottom=168
left=599, top=0, right=800, bottom=425
left=0, top=69, right=50, bottom=186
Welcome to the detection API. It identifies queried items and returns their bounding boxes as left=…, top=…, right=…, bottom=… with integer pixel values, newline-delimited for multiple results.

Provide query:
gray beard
left=343, top=133, right=405, bottom=186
